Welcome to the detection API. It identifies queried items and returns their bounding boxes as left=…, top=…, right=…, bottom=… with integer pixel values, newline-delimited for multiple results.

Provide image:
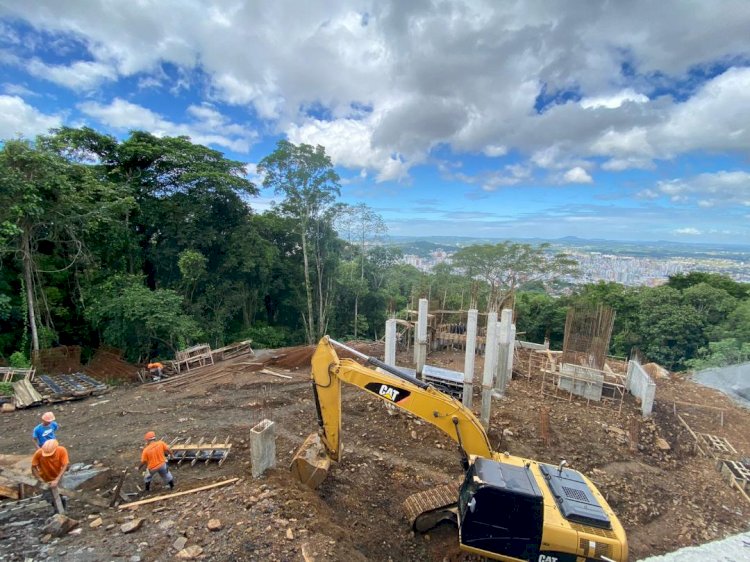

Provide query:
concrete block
left=250, top=419, right=276, bottom=478
left=559, top=364, right=604, bottom=401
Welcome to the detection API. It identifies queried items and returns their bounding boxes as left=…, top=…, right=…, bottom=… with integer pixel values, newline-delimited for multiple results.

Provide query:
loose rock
left=176, top=545, right=204, bottom=559
left=120, top=518, right=144, bottom=534
left=207, top=518, right=223, bottom=531
left=43, top=514, right=79, bottom=537
left=173, top=536, right=188, bottom=551
left=89, top=517, right=103, bottom=529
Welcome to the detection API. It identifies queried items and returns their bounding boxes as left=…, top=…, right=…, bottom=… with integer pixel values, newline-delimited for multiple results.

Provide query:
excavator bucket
left=290, top=433, right=331, bottom=489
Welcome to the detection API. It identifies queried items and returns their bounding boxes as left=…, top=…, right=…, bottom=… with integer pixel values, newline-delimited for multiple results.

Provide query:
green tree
left=687, top=338, right=750, bottom=370
left=0, top=137, right=130, bottom=353
left=450, top=242, right=579, bottom=311
left=335, top=203, right=387, bottom=339
left=667, top=272, right=749, bottom=299
left=634, top=286, right=705, bottom=370
left=259, top=141, right=341, bottom=343
left=515, top=292, right=567, bottom=347
left=178, top=249, right=208, bottom=302
left=682, top=283, right=737, bottom=327
left=85, top=274, right=201, bottom=362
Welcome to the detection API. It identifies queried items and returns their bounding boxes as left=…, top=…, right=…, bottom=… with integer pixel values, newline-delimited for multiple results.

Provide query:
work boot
left=144, top=481, right=150, bottom=492
left=169, top=480, right=174, bottom=490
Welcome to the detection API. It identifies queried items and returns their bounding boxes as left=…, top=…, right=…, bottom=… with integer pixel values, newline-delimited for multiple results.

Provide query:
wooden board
left=118, top=478, right=239, bottom=509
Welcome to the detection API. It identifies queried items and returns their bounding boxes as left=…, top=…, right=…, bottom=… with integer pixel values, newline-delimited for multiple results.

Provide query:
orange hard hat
left=41, top=439, right=59, bottom=457
left=144, top=431, right=156, bottom=441
left=41, top=411, right=55, bottom=423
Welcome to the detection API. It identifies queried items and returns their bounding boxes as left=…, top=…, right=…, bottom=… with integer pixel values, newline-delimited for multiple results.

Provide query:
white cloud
left=483, top=144, right=507, bottom=157
left=0, top=95, right=62, bottom=138
left=652, top=170, right=750, bottom=207
left=2, top=83, right=38, bottom=97
left=79, top=98, right=257, bottom=153
left=26, top=58, right=117, bottom=91
left=3, top=2, right=750, bottom=179
left=562, top=167, right=593, bottom=184
left=580, top=89, right=649, bottom=109
left=286, top=116, right=411, bottom=182
left=674, top=227, right=702, bottom=235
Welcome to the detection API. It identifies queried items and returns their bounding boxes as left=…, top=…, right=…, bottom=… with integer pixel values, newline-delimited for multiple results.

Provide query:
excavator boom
left=291, top=336, right=491, bottom=486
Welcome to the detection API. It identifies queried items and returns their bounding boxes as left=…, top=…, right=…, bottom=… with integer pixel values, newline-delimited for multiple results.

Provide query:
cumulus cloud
left=2, top=1, right=750, bottom=179
left=27, top=58, right=117, bottom=91
left=0, top=95, right=62, bottom=138
left=287, top=116, right=411, bottom=182
left=78, top=98, right=257, bottom=152
left=650, top=171, right=750, bottom=206
left=562, top=167, right=593, bottom=184
left=580, top=89, right=649, bottom=109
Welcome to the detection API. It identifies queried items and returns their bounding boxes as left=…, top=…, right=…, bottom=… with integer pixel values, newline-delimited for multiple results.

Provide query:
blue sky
left=1, top=1, right=750, bottom=244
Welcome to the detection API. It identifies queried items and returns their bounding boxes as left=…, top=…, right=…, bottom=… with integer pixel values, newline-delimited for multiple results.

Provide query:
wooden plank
left=171, top=443, right=232, bottom=451
left=732, top=478, right=750, bottom=505
left=109, top=468, right=129, bottom=507
left=259, top=369, right=292, bottom=380
left=0, top=483, right=20, bottom=500
left=676, top=413, right=706, bottom=455
left=118, top=478, right=239, bottom=509
left=51, top=487, right=65, bottom=514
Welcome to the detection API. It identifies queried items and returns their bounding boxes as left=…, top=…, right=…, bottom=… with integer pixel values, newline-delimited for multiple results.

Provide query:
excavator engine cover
left=290, top=433, right=331, bottom=489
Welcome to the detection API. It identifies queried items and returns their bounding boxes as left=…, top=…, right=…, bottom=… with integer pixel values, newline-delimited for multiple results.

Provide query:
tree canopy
left=1, top=127, right=748, bottom=374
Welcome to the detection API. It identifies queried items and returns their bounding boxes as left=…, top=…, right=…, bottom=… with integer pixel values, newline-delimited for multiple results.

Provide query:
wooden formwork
left=698, top=433, right=738, bottom=459
left=0, top=367, right=35, bottom=383
left=167, top=436, right=232, bottom=466
left=173, top=344, right=214, bottom=373
left=540, top=364, right=625, bottom=414
left=515, top=347, right=559, bottom=379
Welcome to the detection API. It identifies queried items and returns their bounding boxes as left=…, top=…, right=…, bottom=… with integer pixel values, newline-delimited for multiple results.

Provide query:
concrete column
left=462, top=309, right=478, bottom=408
left=384, top=318, right=397, bottom=367
left=480, top=311, right=498, bottom=428
left=415, top=298, right=428, bottom=376
left=250, top=419, right=276, bottom=478
left=494, top=309, right=513, bottom=395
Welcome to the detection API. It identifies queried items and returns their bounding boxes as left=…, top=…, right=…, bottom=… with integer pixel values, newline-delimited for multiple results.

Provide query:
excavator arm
left=291, top=336, right=492, bottom=487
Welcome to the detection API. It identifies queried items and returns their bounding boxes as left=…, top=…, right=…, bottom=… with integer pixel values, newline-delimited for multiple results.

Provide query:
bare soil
left=1, top=347, right=749, bottom=561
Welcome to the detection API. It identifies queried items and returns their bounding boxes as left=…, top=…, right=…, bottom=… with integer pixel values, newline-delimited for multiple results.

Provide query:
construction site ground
left=1, top=345, right=749, bottom=561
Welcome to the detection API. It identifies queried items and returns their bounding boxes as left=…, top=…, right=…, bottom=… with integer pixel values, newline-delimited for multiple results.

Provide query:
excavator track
left=402, top=484, right=459, bottom=532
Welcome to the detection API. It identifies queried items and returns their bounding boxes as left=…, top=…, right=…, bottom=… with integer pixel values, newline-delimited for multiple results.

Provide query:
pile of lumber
left=12, top=378, right=43, bottom=409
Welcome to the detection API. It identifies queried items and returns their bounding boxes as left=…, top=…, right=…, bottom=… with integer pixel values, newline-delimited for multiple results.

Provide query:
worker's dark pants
left=144, top=463, right=173, bottom=486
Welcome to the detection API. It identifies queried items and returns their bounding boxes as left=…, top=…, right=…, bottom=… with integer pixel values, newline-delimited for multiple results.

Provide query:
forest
left=1, top=128, right=749, bottom=373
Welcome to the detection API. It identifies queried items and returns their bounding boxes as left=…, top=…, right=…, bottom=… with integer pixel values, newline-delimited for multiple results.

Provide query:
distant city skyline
left=1, top=2, right=749, bottom=244
left=398, top=239, right=750, bottom=284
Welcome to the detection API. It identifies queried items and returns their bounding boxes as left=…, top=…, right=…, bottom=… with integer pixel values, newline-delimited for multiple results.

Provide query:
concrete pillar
left=250, top=419, right=276, bottom=478
left=384, top=318, right=397, bottom=367
left=507, top=324, right=516, bottom=379
left=494, top=309, right=513, bottom=395
left=414, top=298, right=428, bottom=376
left=480, top=311, right=498, bottom=428
left=462, top=309, right=478, bottom=408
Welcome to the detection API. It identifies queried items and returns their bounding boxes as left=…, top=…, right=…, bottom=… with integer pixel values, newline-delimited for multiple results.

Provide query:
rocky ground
left=1, top=345, right=749, bottom=561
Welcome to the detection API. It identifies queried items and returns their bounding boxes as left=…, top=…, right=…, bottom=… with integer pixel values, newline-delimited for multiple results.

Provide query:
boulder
left=43, top=514, right=79, bottom=537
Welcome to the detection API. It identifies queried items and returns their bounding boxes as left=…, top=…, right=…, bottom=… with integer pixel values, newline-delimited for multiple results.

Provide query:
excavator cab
left=458, top=457, right=544, bottom=561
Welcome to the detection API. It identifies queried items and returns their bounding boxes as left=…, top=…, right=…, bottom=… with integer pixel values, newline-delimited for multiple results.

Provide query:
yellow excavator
left=291, top=336, right=628, bottom=562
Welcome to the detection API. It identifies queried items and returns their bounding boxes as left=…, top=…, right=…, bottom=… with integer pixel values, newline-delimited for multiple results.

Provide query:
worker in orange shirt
left=147, top=361, right=165, bottom=380
left=31, top=439, right=70, bottom=511
left=137, top=431, right=174, bottom=492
